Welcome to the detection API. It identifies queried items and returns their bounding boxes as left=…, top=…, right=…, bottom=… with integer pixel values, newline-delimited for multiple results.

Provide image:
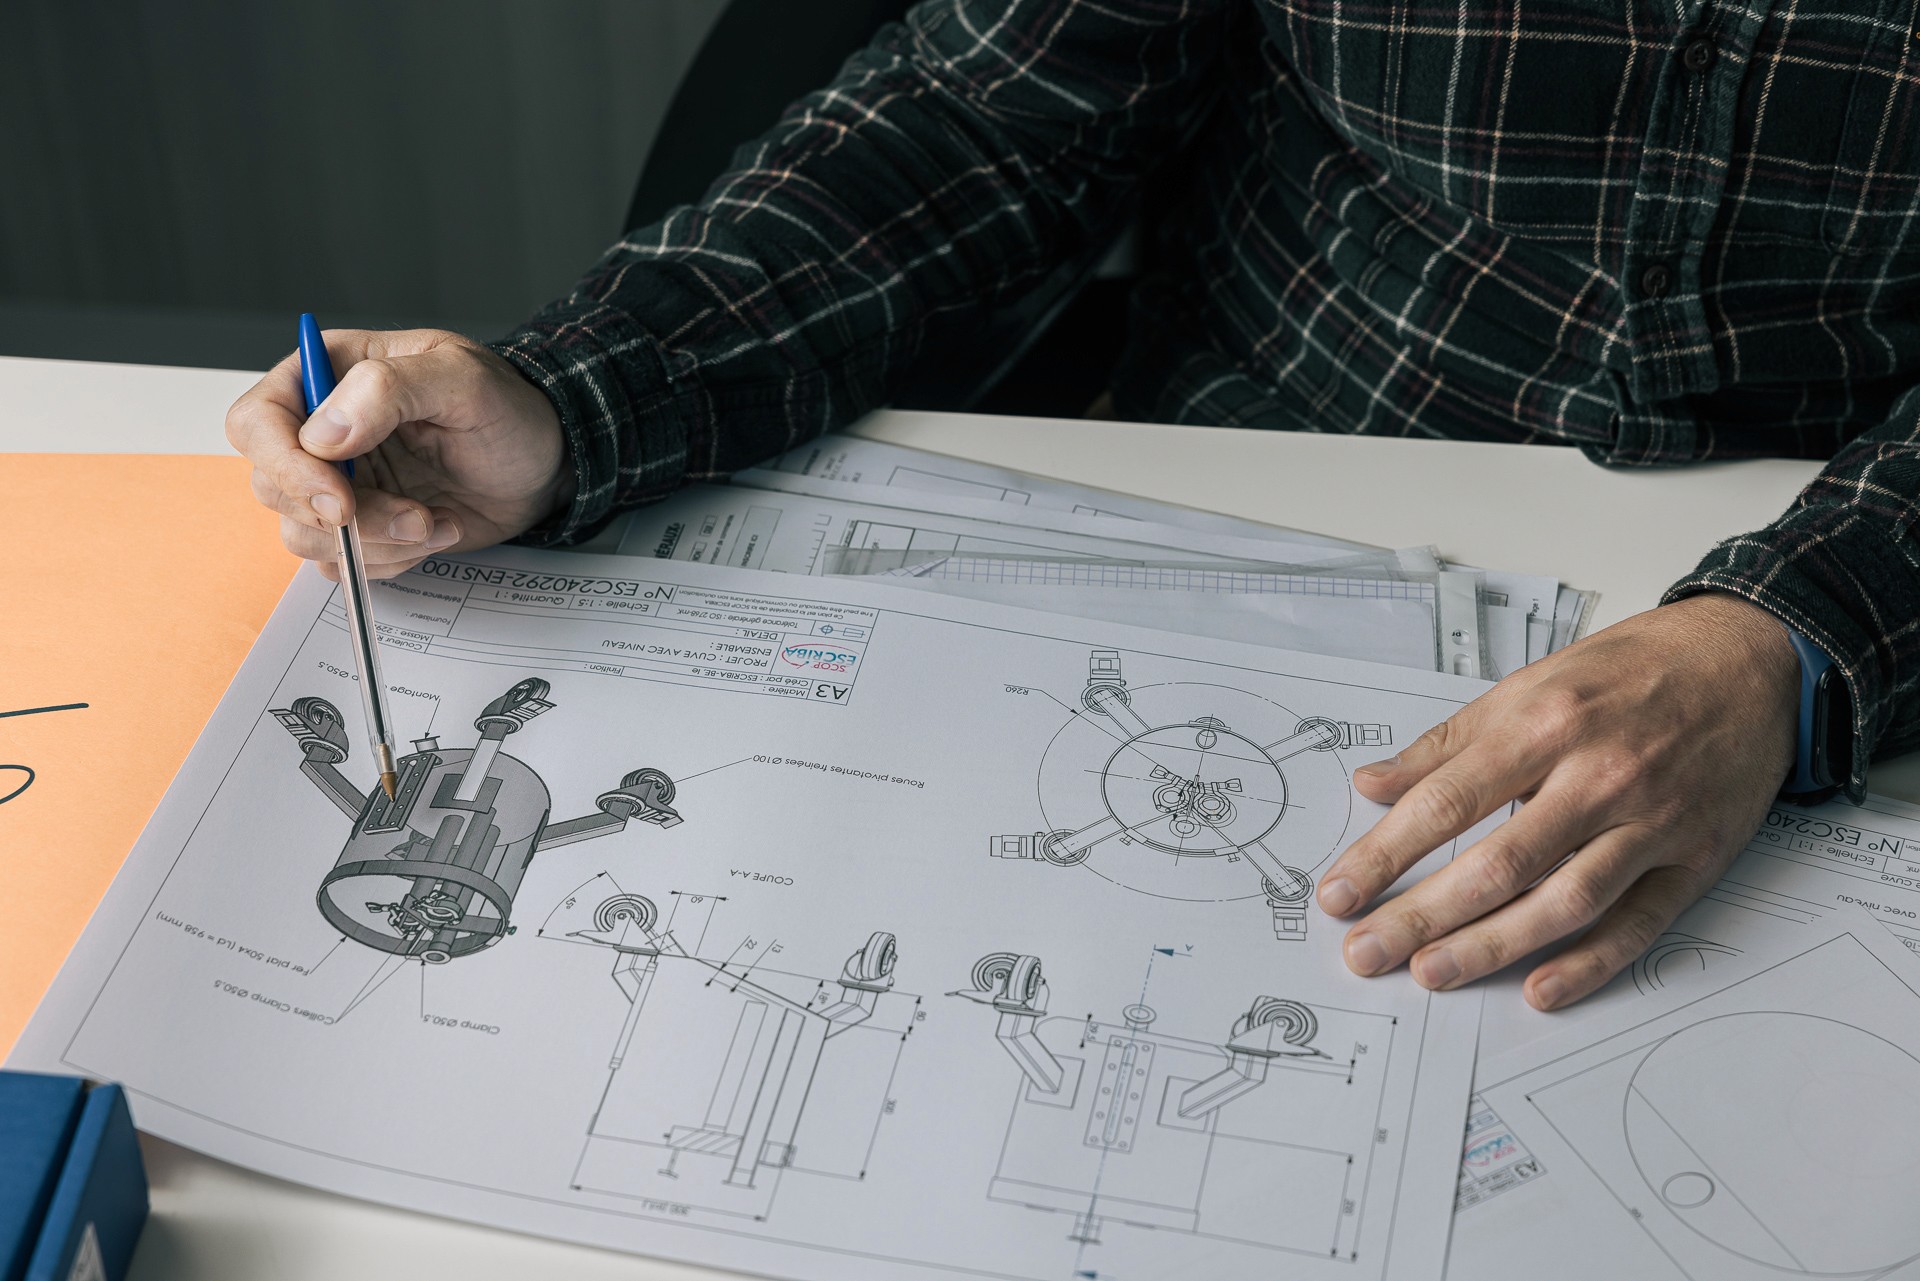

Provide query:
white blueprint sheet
left=727, top=463, right=1577, bottom=676
left=879, top=573, right=1444, bottom=670
left=874, top=557, right=1527, bottom=679
left=13, top=547, right=1492, bottom=1281
left=1449, top=911, right=1920, bottom=1280
left=1458, top=793, right=1920, bottom=1219
left=608, top=477, right=1482, bottom=670
left=745, top=434, right=1582, bottom=649
left=746, top=433, right=1375, bottom=551
left=864, top=557, right=1454, bottom=673
left=615, top=473, right=1410, bottom=576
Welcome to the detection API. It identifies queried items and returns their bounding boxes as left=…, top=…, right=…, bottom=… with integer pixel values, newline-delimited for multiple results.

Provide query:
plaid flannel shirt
left=492, top=0, right=1920, bottom=796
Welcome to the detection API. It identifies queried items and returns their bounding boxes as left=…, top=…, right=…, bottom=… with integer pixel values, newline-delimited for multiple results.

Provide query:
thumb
left=298, top=341, right=483, bottom=460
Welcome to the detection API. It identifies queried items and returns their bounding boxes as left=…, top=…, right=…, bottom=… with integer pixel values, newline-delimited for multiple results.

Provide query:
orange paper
left=1, top=454, right=297, bottom=1056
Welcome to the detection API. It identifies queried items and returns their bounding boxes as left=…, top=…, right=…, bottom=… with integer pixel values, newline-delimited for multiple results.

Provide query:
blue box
left=0, top=1072, right=147, bottom=1281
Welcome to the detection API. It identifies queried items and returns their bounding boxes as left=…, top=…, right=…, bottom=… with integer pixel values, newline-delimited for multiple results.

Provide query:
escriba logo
left=780, top=644, right=859, bottom=673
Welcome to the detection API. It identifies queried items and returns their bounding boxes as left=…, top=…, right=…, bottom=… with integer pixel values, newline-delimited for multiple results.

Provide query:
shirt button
left=1682, top=36, right=1715, bottom=71
left=1640, top=263, right=1673, bottom=298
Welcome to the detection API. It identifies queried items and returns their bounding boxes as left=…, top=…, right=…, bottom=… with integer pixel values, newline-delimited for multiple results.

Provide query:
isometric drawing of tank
left=993, top=649, right=1389, bottom=939
left=270, top=677, right=682, bottom=965
left=952, top=950, right=1397, bottom=1258
left=545, top=888, right=919, bottom=1222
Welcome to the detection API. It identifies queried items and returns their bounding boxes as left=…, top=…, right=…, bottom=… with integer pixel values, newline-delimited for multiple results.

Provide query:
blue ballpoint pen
left=297, top=313, right=400, bottom=800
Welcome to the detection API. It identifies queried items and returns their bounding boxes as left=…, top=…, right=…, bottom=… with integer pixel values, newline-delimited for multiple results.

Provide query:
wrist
left=1681, top=592, right=1852, bottom=801
left=1659, top=591, right=1800, bottom=781
left=1681, top=591, right=1801, bottom=696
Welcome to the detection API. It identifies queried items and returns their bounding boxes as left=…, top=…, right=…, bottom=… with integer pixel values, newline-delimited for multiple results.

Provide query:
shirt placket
left=1614, top=0, right=1773, bottom=462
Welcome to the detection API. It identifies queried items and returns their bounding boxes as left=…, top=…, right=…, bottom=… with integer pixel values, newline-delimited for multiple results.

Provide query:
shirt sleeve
left=1664, top=385, right=1920, bottom=801
left=488, top=0, right=1227, bottom=546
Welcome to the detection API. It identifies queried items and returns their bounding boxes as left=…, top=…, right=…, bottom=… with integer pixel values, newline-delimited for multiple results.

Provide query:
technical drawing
left=1631, top=932, right=1743, bottom=996
left=271, top=677, right=682, bottom=964
left=952, top=950, right=1396, bottom=1257
left=1528, top=1010, right=1920, bottom=1278
left=993, top=648, right=1390, bottom=939
left=547, top=888, right=918, bottom=1221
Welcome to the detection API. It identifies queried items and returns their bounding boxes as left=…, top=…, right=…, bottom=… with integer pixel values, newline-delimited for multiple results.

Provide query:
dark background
left=0, top=0, right=725, bottom=371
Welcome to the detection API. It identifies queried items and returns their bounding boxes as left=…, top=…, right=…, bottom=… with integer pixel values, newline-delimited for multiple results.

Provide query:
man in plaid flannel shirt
left=228, top=0, right=1919, bottom=1011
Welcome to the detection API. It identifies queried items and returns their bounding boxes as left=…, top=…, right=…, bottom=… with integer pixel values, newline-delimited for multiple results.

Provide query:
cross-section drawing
left=951, top=950, right=1396, bottom=1258
left=993, top=649, right=1389, bottom=939
left=271, top=677, right=682, bottom=964
left=1528, top=1009, right=1920, bottom=1279
left=544, top=888, right=919, bottom=1222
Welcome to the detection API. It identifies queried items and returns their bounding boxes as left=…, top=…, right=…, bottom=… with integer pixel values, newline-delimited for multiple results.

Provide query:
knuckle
left=1544, top=868, right=1609, bottom=929
left=1453, top=927, right=1522, bottom=977
left=1333, top=842, right=1391, bottom=893
left=352, top=358, right=400, bottom=413
left=1386, top=900, right=1439, bottom=948
left=1556, top=948, right=1617, bottom=995
left=223, top=400, right=250, bottom=451
left=1582, top=745, right=1649, bottom=800
left=1639, top=794, right=1692, bottom=832
left=1527, top=685, right=1593, bottom=744
left=449, top=335, right=488, bottom=368
left=1664, top=859, right=1717, bottom=900
left=1462, top=839, right=1537, bottom=909
left=281, top=516, right=332, bottom=560
left=1607, top=900, right=1669, bottom=957
left=1412, top=771, right=1481, bottom=834
left=1411, top=719, right=1457, bottom=762
left=376, top=555, right=426, bottom=580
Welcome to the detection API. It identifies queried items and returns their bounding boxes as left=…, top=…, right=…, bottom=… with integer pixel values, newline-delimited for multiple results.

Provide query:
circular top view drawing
left=1017, top=664, right=1361, bottom=904
left=1099, top=720, right=1288, bottom=858
left=1624, top=1010, right=1920, bottom=1276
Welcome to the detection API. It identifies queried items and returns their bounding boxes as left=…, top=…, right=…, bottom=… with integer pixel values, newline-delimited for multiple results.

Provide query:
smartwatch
left=1781, top=631, right=1853, bottom=805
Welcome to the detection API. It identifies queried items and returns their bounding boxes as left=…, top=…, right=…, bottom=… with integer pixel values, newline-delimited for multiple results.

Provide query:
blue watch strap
left=1786, top=630, right=1835, bottom=796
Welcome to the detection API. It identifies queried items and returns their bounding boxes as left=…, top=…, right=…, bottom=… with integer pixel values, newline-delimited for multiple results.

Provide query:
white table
left=5, top=353, right=1914, bottom=1280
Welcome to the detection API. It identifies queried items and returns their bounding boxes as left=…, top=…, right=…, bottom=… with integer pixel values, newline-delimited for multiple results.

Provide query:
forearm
left=493, top=0, right=1226, bottom=545
left=1663, top=386, right=1920, bottom=798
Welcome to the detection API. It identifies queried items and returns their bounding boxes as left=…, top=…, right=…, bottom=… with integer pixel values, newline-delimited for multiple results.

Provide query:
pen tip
left=380, top=770, right=398, bottom=800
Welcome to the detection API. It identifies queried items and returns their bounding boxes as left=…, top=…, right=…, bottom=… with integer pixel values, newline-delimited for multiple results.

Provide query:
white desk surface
left=5, top=352, right=1915, bottom=1280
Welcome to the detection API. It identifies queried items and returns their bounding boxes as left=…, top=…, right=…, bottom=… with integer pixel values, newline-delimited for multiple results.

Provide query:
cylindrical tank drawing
left=272, top=677, right=682, bottom=964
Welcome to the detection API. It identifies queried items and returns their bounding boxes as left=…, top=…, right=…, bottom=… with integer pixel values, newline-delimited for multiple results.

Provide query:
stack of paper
left=606, top=434, right=1598, bottom=681
left=13, top=434, right=1920, bottom=1281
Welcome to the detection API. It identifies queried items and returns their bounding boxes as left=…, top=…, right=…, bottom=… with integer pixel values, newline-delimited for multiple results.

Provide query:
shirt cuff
left=1662, top=509, right=1908, bottom=803
left=487, top=302, right=693, bottom=548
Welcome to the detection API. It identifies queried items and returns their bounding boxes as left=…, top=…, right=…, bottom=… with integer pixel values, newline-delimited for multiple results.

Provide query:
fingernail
left=1355, top=755, right=1400, bottom=778
left=1532, top=976, right=1568, bottom=1010
left=1345, top=932, right=1390, bottom=976
left=311, top=492, right=344, bottom=526
left=1319, top=876, right=1359, bottom=916
left=301, top=404, right=351, bottom=449
left=388, top=509, right=429, bottom=542
left=426, top=518, right=461, bottom=550
left=1418, top=948, right=1461, bottom=989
